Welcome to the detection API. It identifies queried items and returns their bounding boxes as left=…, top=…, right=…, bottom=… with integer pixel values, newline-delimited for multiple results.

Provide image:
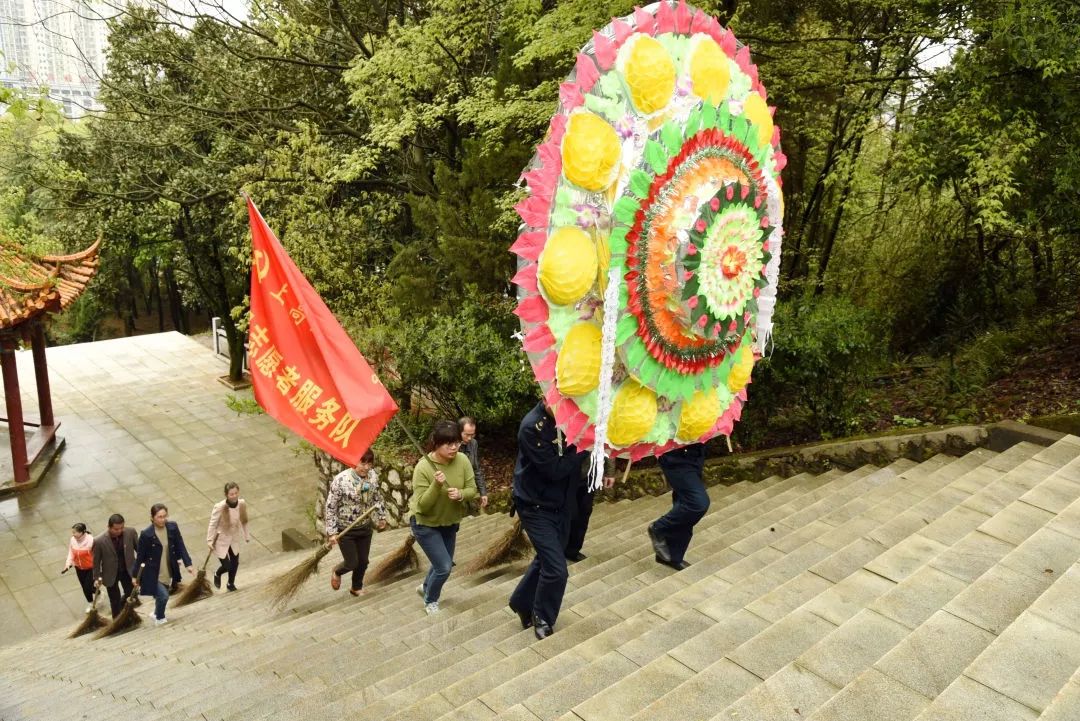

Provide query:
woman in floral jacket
left=326, top=448, right=388, bottom=596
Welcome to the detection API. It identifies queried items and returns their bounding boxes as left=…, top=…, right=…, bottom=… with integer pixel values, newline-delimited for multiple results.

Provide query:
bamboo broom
left=69, top=579, right=107, bottom=638
left=365, top=533, right=420, bottom=584
left=463, top=458, right=632, bottom=573
left=97, top=564, right=145, bottom=638
left=172, top=535, right=217, bottom=608
left=266, top=506, right=377, bottom=610
left=462, top=518, right=532, bottom=574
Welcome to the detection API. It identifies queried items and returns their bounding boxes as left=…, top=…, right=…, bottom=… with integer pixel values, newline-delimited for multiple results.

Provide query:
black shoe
left=510, top=604, right=532, bottom=629
left=227, top=584, right=238, bottom=592
left=648, top=525, right=672, bottom=564
left=655, top=554, right=690, bottom=570
left=565, top=551, right=587, bottom=563
left=533, top=617, right=554, bottom=640
left=213, top=572, right=222, bottom=590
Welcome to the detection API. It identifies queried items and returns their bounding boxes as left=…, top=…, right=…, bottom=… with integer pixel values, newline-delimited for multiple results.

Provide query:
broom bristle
left=266, top=546, right=330, bottom=610
left=366, top=535, right=420, bottom=585
left=462, top=519, right=531, bottom=574
left=69, top=608, right=107, bottom=638
left=172, top=570, right=213, bottom=607
left=97, top=600, right=143, bottom=638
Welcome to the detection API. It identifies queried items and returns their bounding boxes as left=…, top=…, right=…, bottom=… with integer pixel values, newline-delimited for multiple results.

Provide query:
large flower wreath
left=512, top=0, right=786, bottom=482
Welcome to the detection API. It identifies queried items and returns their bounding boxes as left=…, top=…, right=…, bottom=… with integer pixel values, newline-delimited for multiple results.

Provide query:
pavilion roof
left=0, top=239, right=101, bottom=332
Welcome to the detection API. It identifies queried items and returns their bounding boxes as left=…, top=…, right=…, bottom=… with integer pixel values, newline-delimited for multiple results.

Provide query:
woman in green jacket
left=411, top=419, right=477, bottom=614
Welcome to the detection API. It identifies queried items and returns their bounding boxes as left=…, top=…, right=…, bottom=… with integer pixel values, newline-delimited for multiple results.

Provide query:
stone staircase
left=2, top=436, right=1080, bottom=721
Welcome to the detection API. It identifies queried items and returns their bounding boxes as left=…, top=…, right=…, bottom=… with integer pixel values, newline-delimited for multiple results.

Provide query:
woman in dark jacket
left=132, top=503, right=194, bottom=625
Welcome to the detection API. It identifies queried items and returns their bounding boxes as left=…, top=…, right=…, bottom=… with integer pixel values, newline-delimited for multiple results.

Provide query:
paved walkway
left=0, top=332, right=312, bottom=645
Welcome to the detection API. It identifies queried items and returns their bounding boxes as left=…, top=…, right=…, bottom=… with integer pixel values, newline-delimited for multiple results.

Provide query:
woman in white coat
left=206, top=482, right=250, bottom=591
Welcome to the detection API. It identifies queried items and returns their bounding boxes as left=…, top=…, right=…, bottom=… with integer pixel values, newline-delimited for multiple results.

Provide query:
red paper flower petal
left=512, top=264, right=539, bottom=294
left=533, top=351, right=557, bottom=382
left=515, top=194, right=551, bottom=228
left=655, top=0, right=675, bottom=33
left=690, top=10, right=711, bottom=34
left=510, top=231, right=546, bottom=261
left=593, top=31, right=617, bottom=70
left=675, top=0, right=693, bottom=32
left=612, top=18, right=634, bottom=44
left=548, top=114, right=568, bottom=145
left=515, top=295, right=549, bottom=323
left=559, top=82, right=584, bottom=111
left=720, top=26, right=736, bottom=56
left=574, top=53, right=600, bottom=93
left=633, top=7, right=656, bottom=34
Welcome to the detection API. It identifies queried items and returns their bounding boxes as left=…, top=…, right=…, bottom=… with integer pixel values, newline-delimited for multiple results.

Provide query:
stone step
left=700, top=440, right=1080, bottom=721
left=614, top=443, right=1050, bottom=721
left=800, top=442, right=1080, bottom=721
left=467, top=461, right=927, bottom=720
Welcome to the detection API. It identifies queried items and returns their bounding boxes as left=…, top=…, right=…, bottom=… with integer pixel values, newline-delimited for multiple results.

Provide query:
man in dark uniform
left=648, top=443, right=709, bottom=570
left=508, top=400, right=589, bottom=639
left=565, top=456, right=614, bottom=563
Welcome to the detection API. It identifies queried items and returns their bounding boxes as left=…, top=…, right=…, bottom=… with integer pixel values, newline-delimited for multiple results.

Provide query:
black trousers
left=510, top=502, right=571, bottom=626
left=565, top=484, right=594, bottom=557
left=334, top=526, right=373, bottom=591
left=74, top=567, right=95, bottom=604
left=105, top=569, right=135, bottom=618
left=216, top=548, right=240, bottom=586
left=653, top=464, right=710, bottom=564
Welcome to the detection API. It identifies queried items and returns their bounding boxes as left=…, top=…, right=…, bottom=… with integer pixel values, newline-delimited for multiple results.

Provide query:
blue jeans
left=410, top=518, right=458, bottom=603
left=153, top=582, right=170, bottom=620
left=510, top=501, right=571, bottom=626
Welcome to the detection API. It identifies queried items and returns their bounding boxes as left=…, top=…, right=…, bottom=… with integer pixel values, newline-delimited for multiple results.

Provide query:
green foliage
left=352, top=289, right=535, bottom=432
left=747, top=298, right=883, bottom=439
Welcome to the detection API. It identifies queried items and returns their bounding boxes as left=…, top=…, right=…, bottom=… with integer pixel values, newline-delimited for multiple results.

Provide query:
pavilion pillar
left=1, top=335, right=29, bottom=484
left=30, top=322, right=54, bottom=428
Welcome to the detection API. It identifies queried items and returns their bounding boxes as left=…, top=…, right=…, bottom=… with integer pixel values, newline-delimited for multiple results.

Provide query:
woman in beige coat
left=206, top=482, right=250, bottom=591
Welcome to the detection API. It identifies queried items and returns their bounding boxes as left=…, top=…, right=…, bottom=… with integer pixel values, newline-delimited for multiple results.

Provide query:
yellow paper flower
left=561, top=112, right=622, bottom=191
left=557, top=323, right=603, bottom=396
left=677, top=388, right=721, bottom=441
left=622, top=36, right=676, bottom=115
left=539, top=226, right=599, bottom=306
left=689, top=37, right=730, bottom=104
left=743, top=92, right=773, bottom=147
left=608, top=381, right=658, bottom=446
left=727, top=343, right=755, bottom=393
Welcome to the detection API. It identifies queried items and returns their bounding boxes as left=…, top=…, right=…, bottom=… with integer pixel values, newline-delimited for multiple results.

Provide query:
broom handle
left=201, top=533, right=220, bottom=572
left=393, top=415, right=438, bottom=472
left=325, top=506, right=378, bottom=548
left=128, top=563, right=146, bottom=599
left=621, top=458, right=633, bottom=484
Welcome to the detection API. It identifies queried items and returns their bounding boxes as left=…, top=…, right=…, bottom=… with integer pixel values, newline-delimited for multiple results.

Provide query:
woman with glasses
left=410, top=419, right=477, bottom=614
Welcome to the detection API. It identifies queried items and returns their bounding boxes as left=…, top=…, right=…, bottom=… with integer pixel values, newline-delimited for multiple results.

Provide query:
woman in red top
left=64, top=523, right=95, bottom=605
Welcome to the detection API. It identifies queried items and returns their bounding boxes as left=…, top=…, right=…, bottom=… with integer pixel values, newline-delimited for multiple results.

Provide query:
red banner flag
left=246, top=198, right=397, bottom=464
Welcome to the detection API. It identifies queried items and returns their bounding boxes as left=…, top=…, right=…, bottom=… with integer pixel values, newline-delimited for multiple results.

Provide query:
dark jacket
left=657, top=443, right=707, bottom=482
left=132, top=521, right=193, bottom=594
left=461, top=438, right=487, bottom=496
left=512, top=402, right=589, bottom=512
left=92, top=527, right=137, bottom=587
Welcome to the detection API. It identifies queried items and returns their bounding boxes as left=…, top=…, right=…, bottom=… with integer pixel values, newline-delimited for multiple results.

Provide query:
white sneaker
left=424, top=602, right=440, bottom=615
left=154, top=617, right=168, bottom=626
left=416, top=584, right=425, bottom=600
